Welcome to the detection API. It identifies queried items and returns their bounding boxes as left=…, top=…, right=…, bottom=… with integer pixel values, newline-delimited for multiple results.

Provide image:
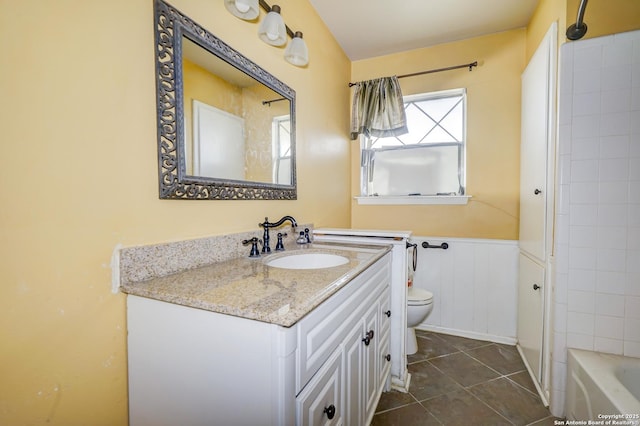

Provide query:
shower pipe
left=348, top=61, right=478, bottom=87
left=566, top=0, right=589, bottom=40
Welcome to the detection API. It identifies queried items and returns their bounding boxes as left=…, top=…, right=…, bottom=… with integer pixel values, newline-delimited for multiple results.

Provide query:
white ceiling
left=307, top=0, right=540, bottom=61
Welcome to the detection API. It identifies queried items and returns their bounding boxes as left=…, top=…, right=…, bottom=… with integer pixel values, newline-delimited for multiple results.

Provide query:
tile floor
left=372, top=331, right=558, bottom=426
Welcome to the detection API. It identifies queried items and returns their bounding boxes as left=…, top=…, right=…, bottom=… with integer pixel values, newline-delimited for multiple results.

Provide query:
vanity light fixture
left=224, top=0, right=259, bottom=20
left=224, top=0, right=309, bottom=67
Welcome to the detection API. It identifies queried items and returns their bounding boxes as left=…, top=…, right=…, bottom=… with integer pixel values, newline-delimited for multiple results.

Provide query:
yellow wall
left=350, top=30, right=526, bottom=239
left=527, top=0, right=640, bottom=65
left=526, top=0, right=566, bottom=62
left=0, top=0, right=351, bottom=424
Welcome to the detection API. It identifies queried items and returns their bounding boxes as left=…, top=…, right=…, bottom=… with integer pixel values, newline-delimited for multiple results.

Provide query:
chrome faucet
left=258, top=216, right=297, bottom=253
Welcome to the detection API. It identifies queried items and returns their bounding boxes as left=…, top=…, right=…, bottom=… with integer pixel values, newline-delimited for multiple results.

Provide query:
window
left=360, top=88, right=467, bottom=202
left=272, top=115, right=291, bottom=185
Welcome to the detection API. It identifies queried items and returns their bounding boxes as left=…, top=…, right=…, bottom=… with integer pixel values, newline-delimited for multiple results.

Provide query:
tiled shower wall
left=552, top=29, right=640, bottom=416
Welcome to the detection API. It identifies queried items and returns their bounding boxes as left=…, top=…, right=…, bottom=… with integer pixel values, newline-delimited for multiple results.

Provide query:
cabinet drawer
left=296, top=255, right=390, bottom=392
left=296, top=347, right=343, bottom=426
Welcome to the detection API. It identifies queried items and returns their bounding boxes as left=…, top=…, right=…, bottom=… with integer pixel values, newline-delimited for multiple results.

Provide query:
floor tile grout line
left=460, top=386, right=519, bottom=426
left=374, top=332, right=553, bottom=425
left=503, top=371, right=546, bottom=400
left=425, top=343, right=550, bottom=425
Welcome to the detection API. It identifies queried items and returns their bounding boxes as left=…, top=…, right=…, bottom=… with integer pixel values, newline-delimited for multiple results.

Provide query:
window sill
left=355, top=195, right=471, bottom=205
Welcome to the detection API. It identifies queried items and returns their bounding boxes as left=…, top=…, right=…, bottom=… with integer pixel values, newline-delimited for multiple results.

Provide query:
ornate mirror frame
left=154, top=0, right=297, bottom=200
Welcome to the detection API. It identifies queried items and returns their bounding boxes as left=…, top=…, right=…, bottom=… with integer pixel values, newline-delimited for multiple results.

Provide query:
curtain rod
left=262, top=97, right=287, bottom=106
left=348, top=61, right=478, bottom=87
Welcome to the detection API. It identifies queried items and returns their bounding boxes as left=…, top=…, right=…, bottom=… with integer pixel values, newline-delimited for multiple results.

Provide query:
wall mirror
left=154, top=0, right=297, bottom=199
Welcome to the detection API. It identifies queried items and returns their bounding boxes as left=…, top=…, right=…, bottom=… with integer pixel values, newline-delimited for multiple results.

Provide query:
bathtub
left=566, top=349, right=640, bottom=424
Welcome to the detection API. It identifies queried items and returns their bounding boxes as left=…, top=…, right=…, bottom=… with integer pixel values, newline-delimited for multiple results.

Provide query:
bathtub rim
left=567, top=348, right=640, bottom=418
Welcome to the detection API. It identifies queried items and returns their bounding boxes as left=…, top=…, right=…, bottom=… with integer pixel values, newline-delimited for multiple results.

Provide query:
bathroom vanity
left=122, top=242, right=391, bottom=425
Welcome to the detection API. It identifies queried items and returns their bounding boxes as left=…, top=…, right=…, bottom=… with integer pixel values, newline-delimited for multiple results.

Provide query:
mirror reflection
left=182, top=37, right=292, bottom=186
left=154, top=0, right=296, bottom=200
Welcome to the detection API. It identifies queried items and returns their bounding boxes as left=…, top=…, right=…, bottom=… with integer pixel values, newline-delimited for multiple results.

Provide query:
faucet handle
left=242, top=237, right=261, bottom=258
left=296, top=231, right=307, bottom=244
left=275, top=232, right=287, bottom=251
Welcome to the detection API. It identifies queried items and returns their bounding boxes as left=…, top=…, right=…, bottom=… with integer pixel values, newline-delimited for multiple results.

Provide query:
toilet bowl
left=406, top=287, right=434, bottom=355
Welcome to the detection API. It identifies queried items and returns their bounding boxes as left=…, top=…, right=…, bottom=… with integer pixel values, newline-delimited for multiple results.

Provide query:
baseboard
left=391, top=371, right=411, bottom=393
left=415, top=324, right=517, bottom=346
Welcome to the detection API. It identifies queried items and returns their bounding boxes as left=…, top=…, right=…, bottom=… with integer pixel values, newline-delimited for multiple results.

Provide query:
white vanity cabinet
left=127, top=252, right=391, bottom=426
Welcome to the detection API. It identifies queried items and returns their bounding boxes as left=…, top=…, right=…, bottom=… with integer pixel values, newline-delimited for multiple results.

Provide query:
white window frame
left=271, top=114, right=291, bottom=185
left=356, top=88, right=470, bottom=205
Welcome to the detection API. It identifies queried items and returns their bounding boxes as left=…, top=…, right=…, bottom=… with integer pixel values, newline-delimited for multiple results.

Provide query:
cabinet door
left=297, top=347, right=344, bottom=426
left=343, top=321, right=364, bottom=426
left=363, top=301, right=380, bottom=419
left=519, top=24, right=553, bottom=261
left=378, top=291, right=392, bottom=392
left=517, top=253, right=545, bottom=382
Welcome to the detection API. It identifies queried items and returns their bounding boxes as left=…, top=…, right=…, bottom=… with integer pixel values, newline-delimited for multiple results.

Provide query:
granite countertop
left=120, top=242, right=390, bottom=327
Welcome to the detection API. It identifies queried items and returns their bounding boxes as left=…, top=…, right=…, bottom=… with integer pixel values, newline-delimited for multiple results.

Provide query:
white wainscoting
left=411, top=236, right=519, bottom=345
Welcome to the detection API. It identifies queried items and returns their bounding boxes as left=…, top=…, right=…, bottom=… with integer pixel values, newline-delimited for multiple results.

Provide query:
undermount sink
left=265, top=252, right=350, bottom=270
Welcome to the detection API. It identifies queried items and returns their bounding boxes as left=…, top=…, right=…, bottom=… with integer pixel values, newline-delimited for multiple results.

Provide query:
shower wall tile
left=568, top=247, right=597, bottom=269
left=595, top=315, right=624, bottom=339
left=596, top=270, right=627, bottom=295
left=570, top=182, right=598, bottom=203
left=571, top=159, right=599, bottom=182
left=569, top=226, right=597, bottom=248
left=567, top=311, right=594, bottom=335
left=624, top=318, right=640, bottom=341
left=571, top=136, right=599, bottom=159
left=599, top=158, right=629, bottom=181
left=601, top=66, right=632, bottom=91
left=553, top=331, right=568, bottom=362
left=596, top=226, right=627, bottom=248
left=573, top=92, right=601, bottom=116
left=568, top=268, right=596, bottom=292
left=625, top=296, right=640, bottom=318
left=601, top=111, right=631, bottom=136
left=567, top=290, right=595, bottom=313
left=566, top=332, right=594, bottom=351
left=573, top=69, right=602, bottom=93
left=594, top=337, right=623, bottom=354
left=555, top=30, right=640, bottom=417
left=597, top=248, right=627, bottom=272
left=633, top=87, right=640, bottom=110
left=595, top=293, right=625, bottom=317
left=600, top=135, right=630, bottom=158
left=599, top=181, right=628, bottom=204
left=625, top=341, right=640, bottom=358
left=627, top=227, right=640, bottom=250
left=569, top=204, right=597, bottom=226
left=602, top=90, right=631, bottom=114
left=556, top=272, right=569, bottom=304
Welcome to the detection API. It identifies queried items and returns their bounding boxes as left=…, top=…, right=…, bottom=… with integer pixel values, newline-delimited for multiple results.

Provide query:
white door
left=519, top=28, right=553, bottom=261
left=517, top=253, right=545, bottom=381
left=192, top=100, right=245, bottom=180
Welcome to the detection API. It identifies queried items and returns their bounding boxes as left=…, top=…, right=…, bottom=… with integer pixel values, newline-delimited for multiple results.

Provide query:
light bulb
left=235, top=1, right=250, bottom=13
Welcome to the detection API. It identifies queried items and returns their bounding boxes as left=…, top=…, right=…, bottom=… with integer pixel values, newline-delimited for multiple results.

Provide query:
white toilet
left=406, top=287, right=434, bottom=355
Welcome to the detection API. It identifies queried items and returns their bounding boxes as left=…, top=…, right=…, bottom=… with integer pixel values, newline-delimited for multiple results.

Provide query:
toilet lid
left=408, top=287, right=433, bottom=305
